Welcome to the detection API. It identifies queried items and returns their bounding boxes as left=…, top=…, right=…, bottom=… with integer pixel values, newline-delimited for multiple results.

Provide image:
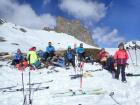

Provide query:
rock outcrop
left=43, top=17, right=97, bottom=46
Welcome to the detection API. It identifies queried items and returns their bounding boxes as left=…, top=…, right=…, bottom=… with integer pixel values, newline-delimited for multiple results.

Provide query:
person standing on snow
left=64, top=46, right=75, bottom=68
left=45, top=42, right=55, bottom=62
left=27, top=47, right=41, bottom=69
left=76, top=43, right=85, bottom=61
left=114, top=43, right=129, bottom=83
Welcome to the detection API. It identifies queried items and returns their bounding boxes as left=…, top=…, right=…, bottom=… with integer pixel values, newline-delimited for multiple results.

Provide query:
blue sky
left=0, top=0, right=140, bottom=47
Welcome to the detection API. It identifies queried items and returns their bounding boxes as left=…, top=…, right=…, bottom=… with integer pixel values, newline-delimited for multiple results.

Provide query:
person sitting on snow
left=11, top=49, right=24, bottom=66
left=45, top=42, right=55, bottom=62
left=64, top=46, right=75, bottom=68
left=97, top=48, right=109, bottom=68
left=37, top=50, right=45, bottom=61
left=27, top=47, right=41, bottom=69
left=114, top=42, right=129, bottom=83
left=76, top=43, right=85, bottom=61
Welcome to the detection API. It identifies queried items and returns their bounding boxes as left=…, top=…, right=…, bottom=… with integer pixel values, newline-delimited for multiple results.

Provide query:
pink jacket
left=114, top=49, right=128, bottom=65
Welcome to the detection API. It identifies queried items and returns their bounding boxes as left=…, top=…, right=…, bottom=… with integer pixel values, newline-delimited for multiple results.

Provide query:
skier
left=97, top=48, right=109, bottom=68
left=114, top=42, right=129, bottom=83
left=27, top=47, right=41, bottom=69
left=76, top=43, right=85, bottom=61
left=11, top=49, right=24, bottom=66
left=45, top=42, right=55, bottom=62
left=37, top=50, right=45, bottom=61
left=64, top=46, right=75, bottom=68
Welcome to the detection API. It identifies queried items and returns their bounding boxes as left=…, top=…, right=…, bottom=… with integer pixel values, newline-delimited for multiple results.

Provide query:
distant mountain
left=125, top=41, right=140, bottom=49
left=0, top=18, right=6, bottom=24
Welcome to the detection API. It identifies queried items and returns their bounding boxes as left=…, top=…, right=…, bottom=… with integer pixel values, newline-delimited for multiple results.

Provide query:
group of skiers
left=11, top=42, right=129, bottom=83
left=11, top=42, right=85, bottom=69
left=97, top=42, right=128, bottom=83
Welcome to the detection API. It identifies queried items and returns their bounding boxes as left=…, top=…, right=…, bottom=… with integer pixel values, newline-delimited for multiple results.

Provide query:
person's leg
left=121, top=65, right=126, bottom=82
left=115, top=65, right=121, bottom=79
left=44, top=52, right=49, bottom=61
left=34, top=61, right=41, bottom=69
left=71, top=59, right=75, bottom=68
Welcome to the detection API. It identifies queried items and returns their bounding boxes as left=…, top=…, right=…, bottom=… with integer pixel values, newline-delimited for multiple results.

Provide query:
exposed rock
left=20, top=28, right=27, bottom=32
left=0, top=36, right=6, bottom=42
left=43, top=17, right=97, bottom=46
left=0, top=19, right=6, bottom=24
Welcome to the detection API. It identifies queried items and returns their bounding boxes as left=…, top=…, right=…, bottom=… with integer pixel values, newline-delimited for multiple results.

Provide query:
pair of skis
left=53, top=88, right=106, bottom=98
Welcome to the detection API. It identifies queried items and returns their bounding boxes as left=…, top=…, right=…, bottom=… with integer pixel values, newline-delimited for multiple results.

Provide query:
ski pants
left=65, top=58, right=75, bottom=67
left=115, top=64, right=126, bottom=81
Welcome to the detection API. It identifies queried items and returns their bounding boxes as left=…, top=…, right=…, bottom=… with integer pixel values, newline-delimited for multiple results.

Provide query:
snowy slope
left=0, top=22, right=140, bottom=105
left=0, top=48, right=140, bottom=105
left=0, top=22, right=97, bottom=53
left=125, top=41, right=140, bottom=48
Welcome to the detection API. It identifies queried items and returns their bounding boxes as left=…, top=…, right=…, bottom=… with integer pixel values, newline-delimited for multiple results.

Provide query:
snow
left=0, top=22, right=140, bottom=105
left=0, top=22, right=98, bottom=53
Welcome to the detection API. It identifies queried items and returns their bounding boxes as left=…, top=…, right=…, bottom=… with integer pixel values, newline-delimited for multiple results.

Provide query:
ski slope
left=0, top=21, right=140, bottom=105
left=0, top=22, right=97, bottom=53
left=0, top=51, right=140, bottom=105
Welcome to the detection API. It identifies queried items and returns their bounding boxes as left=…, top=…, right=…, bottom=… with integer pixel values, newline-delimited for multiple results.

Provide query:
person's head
left=101, top=48, right=105, bottom=52
left=48, top=42, right=52, bottom=46
left=32, top=47, right=36, bottom=51
left=17, top=49, right=21, bottom=54
left=118, top=42, right=124, bottom=50
left=80, top=43, right=83, bottom=48
left=67, top=45, right=71, bottom=50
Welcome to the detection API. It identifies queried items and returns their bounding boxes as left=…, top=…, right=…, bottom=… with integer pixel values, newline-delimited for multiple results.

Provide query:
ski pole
left=134, top=45, right=138, bottom=66
left=29, top=66, right=32, bottom=105
left=28, top=54, right=32, bottom=105
left=21, top=70, right=25, bottom=97
left=127, top=49, right=136, bottom=71
left=80, top=62, right=84, bottom=89
left=109, top=92, right=121, bottom=105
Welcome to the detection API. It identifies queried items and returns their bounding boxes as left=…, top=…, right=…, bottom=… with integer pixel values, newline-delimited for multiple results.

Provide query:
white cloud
left=93, top=27, right=125, bottom=46
left=43, top=0, right=51, bottom=5
left=0, top=0, right=56, bottom=29
left=59, top=0, right=107, bottom=22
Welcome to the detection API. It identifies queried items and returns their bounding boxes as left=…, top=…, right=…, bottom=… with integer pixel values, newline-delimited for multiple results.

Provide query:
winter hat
left=17, top=49, right=21, bottom=53
left=68, top=45, right=71, bottom=49
left=118, top=42, right=124, bottom=48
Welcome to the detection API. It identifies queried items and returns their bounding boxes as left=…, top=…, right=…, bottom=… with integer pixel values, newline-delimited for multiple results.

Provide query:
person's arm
left=53, top=46, right=55, bottom=52
left=46, top=47, right=49, bottom=53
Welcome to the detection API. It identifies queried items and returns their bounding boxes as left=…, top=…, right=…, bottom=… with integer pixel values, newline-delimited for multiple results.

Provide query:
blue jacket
left=66, top=50, right=74, bottom=60
left=14, top=53, right=23, bottom=61
left=76, top=47, right=85, bottom=54
left=46, top=45, right=55, bottom=53
left=37, top=50, right=45, bottom=59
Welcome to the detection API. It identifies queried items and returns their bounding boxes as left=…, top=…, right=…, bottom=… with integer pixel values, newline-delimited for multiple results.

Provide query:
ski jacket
left=27, top=51, right=39, bottom=65
left=65, top=50, right=75, bottom=60
left=76, top=47, right=85, bottom=54
left=114, top=49, right=128, bottom=65
left=14, top=53, right=23, bottom=61
left=97, top=51, right=109, bottom=61
left=37, top=50, right=45, bottom=59
left=46, top=46, right=55, bottom=53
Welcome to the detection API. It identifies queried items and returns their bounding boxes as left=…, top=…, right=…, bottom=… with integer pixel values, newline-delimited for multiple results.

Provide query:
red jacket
left=114, top=49, right=128, bottom=65
left=98, top=51, right=109, bottom=61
